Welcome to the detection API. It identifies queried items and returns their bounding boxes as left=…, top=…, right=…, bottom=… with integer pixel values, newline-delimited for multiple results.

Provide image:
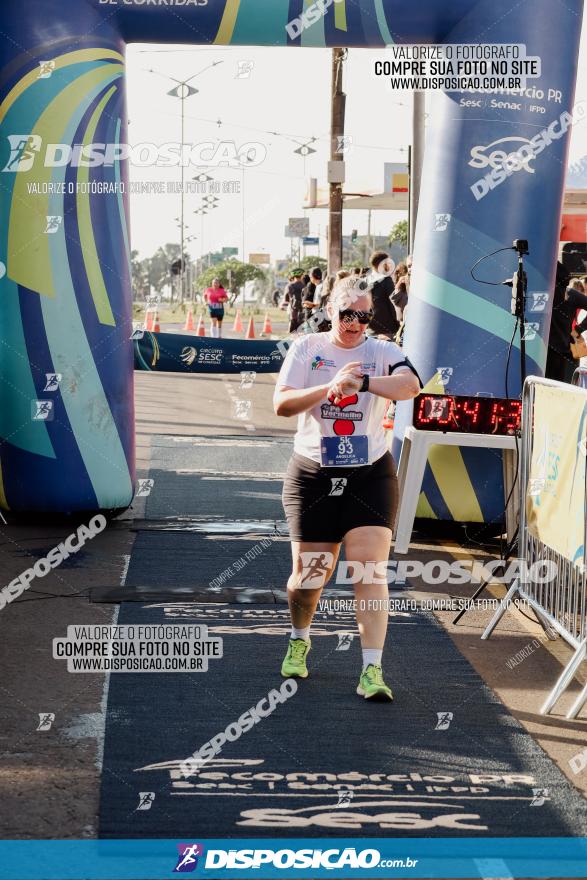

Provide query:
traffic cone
left=382, top=400, right=395, bottom=430
left=245, top=316, right=256, bottom=340
left=233, top=310, right=244, bottom=333
left=262, top=312, right=272, bottom=334
left=184, top=309, right=195, bottom=331
left=196, top=315, right=206, bottom=337
left=153, top=310, right=161, bottom=333
left=144, top=309, right=153, bottom=330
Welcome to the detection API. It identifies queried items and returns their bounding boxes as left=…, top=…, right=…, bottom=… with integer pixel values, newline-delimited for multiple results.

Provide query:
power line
left=145, top=109, right=408, bottom=155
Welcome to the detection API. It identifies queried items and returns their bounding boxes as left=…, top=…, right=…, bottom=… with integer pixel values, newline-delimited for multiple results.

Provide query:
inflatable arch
left=0, top=0, right=583, bottom=515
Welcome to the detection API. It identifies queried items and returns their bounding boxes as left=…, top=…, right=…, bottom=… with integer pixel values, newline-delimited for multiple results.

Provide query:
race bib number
left=320, top=435, right=369, bottom=467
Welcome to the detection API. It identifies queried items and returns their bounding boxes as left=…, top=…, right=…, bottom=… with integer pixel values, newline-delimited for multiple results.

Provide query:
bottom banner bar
left=0, top=838, right=586, bottom=880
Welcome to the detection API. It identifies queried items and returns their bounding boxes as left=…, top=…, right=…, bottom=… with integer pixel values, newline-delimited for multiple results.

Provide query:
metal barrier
left=482, top=377, right=587, bottom=720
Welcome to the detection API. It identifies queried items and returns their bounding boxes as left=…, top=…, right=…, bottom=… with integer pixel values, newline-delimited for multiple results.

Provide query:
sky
left=126, top=15, right=587, bottom=265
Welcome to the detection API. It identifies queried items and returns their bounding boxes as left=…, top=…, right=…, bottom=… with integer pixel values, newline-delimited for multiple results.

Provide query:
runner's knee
left=288, top=567, right=331, bottom=591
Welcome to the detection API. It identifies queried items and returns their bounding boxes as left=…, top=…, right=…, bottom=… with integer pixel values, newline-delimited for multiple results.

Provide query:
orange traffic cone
left=184, top=309, right=195, bottom=331
left=196, top=315, right=206, bottom=337
left=262, top=312, right=272, bottom=334
left=152, top=310, right=161, bottom=333
left=144, top=309, right=153, bottom=330
left=245, top=316, right=256, bottom=340
left=382, top=400, right=395, bottom=430
left=233, top=309, right=244, bottom=333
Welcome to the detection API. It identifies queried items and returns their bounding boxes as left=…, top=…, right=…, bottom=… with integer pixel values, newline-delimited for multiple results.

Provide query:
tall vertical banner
left=394, top=0, right=584, bottom=524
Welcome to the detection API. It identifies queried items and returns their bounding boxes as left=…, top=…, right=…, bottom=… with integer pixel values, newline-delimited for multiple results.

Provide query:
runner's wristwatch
left=360, top=374, right=370, bottom=393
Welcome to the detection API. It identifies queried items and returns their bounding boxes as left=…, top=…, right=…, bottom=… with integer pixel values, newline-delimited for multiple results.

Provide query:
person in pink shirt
left=204, top=278, right=228, bottom=337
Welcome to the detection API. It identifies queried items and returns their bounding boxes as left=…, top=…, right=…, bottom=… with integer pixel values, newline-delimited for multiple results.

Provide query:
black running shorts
left=282, top=451, right=398, bottom=543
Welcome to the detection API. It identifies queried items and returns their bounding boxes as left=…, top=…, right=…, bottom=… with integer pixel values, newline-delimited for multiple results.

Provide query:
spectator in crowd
left=272, top=288, right=281, bottom=307
left=575, top=284, right=587, bottom=386
left=394, top=262, right=408, bottom=286
left=319, top=274, right=335, bottom=310
left=336, top=269, right=350, bottom=283
left=366, top=250, right=399, bottom=340
left=391, top=262, right=409, bottom=325
left=311, top=273, right=335, bottom=332
left=546, top=264, right=587, bottom=383
left=302, top=267, right=323, bottom=322
left=283, top=269, right=306, bottom=333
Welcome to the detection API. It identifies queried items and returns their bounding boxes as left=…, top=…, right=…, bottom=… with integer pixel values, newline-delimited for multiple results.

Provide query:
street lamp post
left=409, top=90, right=425, bottom=253
left=167, top=79, right=199, bottom=303
left=148, top=61, right=223, bottom=301
left=242, top=165, right=246, bottom=265
left=193, top=173, right=214, bottom=289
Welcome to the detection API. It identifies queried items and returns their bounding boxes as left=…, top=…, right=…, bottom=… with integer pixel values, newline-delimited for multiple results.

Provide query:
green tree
left=284, top=255, right=327, bottom=278
left=389, top=220, right=408, bottom=249
left=143, top=243, right=193, bottom=300
left=197, top=259, right=266, bottom=295
left=130, top=250, right=145, bottom=299
left=143, top=247, right=168, bottom=294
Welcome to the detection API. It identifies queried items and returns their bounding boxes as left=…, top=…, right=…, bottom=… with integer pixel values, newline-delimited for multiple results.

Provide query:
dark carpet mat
left=96, top=436, right=293, bottom=601
left=143, top=470, right=285, bottom=522
left=117, top=530, right=292, bottom=601
left=99, top=601, right=587, bottom=839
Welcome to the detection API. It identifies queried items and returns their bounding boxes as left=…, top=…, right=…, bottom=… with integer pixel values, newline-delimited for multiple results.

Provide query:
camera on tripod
left=502, top=241, right=529, bottom=316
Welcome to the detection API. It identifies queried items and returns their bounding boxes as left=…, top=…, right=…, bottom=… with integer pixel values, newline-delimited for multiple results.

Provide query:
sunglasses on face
left=338, top=309, right=373, bottom=325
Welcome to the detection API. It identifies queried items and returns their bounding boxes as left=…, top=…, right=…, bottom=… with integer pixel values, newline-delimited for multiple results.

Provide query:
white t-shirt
left=275, top=333, right=412, bottom=466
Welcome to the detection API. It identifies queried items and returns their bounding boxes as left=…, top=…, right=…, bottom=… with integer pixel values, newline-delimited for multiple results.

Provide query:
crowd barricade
left=482, top=377, right=587, bottom=719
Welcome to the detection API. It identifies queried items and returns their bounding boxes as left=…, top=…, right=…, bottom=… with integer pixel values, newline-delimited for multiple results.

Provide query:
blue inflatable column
left=396, top=0, right=584, bottom=524
left=0, top=1, right=135, bottom=513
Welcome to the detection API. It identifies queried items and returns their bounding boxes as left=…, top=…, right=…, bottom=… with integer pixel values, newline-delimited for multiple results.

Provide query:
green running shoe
left=357, top=664, right=393, bottom=702
left=281, top=638, right=311, bottom=678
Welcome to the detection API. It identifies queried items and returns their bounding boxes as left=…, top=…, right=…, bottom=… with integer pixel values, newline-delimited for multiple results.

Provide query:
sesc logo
left=469, top=136, right=535, bottom=175
left=181, top=346, right=198, bottom=366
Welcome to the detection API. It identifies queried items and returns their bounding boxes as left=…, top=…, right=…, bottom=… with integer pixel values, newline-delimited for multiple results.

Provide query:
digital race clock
left=413, top=395, right=522, bottom=435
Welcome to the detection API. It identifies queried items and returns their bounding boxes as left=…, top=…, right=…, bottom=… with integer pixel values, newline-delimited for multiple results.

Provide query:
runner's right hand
left=328, top=361, right=363, bottom=403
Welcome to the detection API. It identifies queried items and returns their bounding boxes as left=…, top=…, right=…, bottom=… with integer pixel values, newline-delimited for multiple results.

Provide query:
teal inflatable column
left=395, top=0, right=584, bottom=524
left=0, top=1, right=134, bottom=513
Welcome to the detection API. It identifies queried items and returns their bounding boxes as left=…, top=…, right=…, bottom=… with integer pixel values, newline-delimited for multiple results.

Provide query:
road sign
left=302, top=236, right=319, bottom=246
left=288, top=217, right=310, bottom=237
left=222, top=246, right=238, bottom=256
left=384, top=162, right=409, bottom=193
left=249, top=253, right=271, bottom=265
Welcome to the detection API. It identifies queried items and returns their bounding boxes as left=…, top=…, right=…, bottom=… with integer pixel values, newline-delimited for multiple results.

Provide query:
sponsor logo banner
left=0, top=837, right=584, bottom=877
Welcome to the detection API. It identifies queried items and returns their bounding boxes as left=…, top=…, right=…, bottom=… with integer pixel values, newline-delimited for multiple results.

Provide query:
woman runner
left=204, top=278, right=228, bottom=338
left=274, top=276, right=421, bottom=701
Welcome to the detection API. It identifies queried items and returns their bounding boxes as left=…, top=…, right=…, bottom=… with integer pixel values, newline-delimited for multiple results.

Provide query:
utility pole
left=180, top=89, right=185, bottom=303
left=364, top=208, right=372, bottom=266
left=328, top=48, right=346, bottom=275
left=409, top=90, right=425, bottom=254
